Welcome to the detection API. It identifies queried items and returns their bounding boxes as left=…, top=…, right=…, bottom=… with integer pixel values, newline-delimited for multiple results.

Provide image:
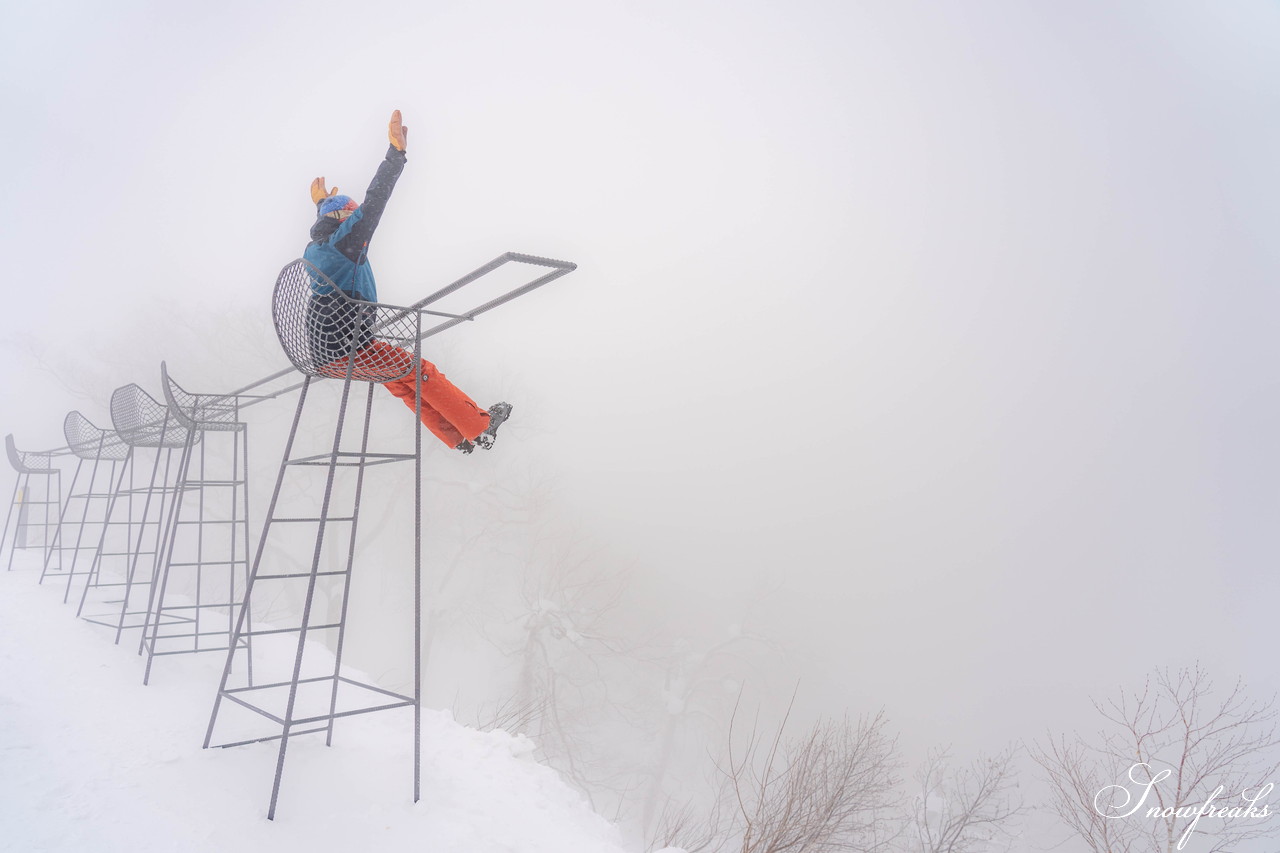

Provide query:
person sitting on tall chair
left=304, top=110, right=511, bottom=454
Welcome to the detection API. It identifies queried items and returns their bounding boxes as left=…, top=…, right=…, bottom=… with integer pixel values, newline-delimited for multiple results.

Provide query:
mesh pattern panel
left=162, top=373, right=244, bottom=433
left=111, top=384, right=193, bottom=448
left=6, top=435, right=53, bottom=474
left=273, top=259, right=421, bottom=383
left=63, top=411, right=131, bottom=461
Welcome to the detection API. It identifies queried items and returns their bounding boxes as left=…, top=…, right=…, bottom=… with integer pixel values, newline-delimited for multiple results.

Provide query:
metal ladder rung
left=334, top=675, right=416, bottom=703
left=82, top=611, right=149, bottom=623
left=142, top=614, right=199, bottom=628
left=351, top=456, right=414, bottom=468
left=254, top=570, right=350, bottom=580
left=144, top=628, right=247, bottom=643
left=166, top=560, right=246, bottom=568
left=225, top=674, right=335, bottom=693
left=218, top=692, right=413, bottom=729
left=220, top=692, right=285, bottom=725
left=81, top=611, right=151, bottom=625
left=270, top=517, right=356, bottom=523
left=150, top=645, right=240, bottom=657
left=286, top=451, right=415, bottom=466
left=244, top=623, right=341, bottom=637
left=214, top=727, right=330, bottom=749
left=291, top=700, right=414, bottom=727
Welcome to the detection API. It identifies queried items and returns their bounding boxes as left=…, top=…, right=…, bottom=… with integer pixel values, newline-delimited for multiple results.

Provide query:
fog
left=3, top=0, right=1279, bottom=847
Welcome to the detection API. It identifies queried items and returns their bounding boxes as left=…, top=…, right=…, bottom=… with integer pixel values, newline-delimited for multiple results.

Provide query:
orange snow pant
left=324, top=340, right=490, bottom=449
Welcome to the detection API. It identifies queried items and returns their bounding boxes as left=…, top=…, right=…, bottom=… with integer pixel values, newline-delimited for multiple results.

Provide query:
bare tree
left=901, top=746, right=1023, bottom=853
left=647, top=794, right=731, bottom=853
left=478, top=529, right=641, bottom=807
left=465, top=693, right=547, bottom=735
left=640, top=627, right=785, bottom=839
left=1033, top=664, right=1280, bottom=853
left=724, top=695, right=903, bottom=853
left=1035, top=733, right=1142, bottom=853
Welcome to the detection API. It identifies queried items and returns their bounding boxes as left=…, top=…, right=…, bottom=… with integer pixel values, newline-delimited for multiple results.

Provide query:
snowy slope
left=0, top=553, right=641, bottom=853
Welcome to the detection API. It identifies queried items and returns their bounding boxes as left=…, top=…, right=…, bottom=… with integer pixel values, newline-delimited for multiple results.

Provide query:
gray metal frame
left=77, top=384, right=194, bottom=644
left=138, top=364, right=255, bottom=685
left=205, top=260, right=429, bottom=820
left=0, top=249, right=577, bottom=820
left=40, top=412, right=131, bottom=600
left=3, top=435, right=63, bottom=572
left=203, top=254, right=577, bottom=819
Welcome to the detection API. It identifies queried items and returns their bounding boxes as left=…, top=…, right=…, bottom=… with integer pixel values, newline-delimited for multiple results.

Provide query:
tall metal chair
left=3, top=435, right=63, bottom=572
left=204, top=252, right=576, bottom=819
left=138, top=364, right=253, bottom=684
left=41, top=412, right=131, bottom=600
left=77, top=383, right=194, bottom=644
left=205, top=258, right=430, bottom=820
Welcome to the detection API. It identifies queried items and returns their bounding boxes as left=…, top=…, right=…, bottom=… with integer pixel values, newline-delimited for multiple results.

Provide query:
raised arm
left=335, top=110, right=409, bottom=260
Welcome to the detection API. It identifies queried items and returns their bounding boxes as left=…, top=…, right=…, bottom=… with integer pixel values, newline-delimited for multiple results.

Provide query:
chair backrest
left=63, top=411, right=131, bottom=461
left=110, top=383, right=195, bottom=448
left=5, top=434, right=53, bottom=474
left=160, top=364, right=244, bottom=433
left=272, top=258, right=421, bottom=384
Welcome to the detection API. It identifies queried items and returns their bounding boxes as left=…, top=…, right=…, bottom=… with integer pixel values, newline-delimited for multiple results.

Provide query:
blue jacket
left=304, top=145, right=407, bottom=302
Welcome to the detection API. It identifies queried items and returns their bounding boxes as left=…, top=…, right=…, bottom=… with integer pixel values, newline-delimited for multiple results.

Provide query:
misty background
left=2, top=0, right=1279, bottom=848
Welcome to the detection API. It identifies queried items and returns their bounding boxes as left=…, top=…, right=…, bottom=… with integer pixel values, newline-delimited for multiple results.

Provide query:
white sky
left=2, top=0, right=1280, bottom=773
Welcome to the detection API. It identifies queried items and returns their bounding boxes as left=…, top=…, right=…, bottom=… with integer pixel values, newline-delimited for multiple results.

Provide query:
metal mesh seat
left=111, top=384, right=195, bottom=448
left=161, top=365, right=246, bottom=432
left=273, top=259, right=422, bottom=384
left=6, top=435, right=55, bottom=474
left=64, top=412, right=131, bottom=461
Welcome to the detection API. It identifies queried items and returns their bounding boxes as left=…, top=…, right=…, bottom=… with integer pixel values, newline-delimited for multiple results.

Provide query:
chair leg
left=3, top=474, right=24, bottom=571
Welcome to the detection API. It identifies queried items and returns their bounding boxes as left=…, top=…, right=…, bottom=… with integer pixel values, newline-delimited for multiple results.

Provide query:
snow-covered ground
left=0, top=551, right=648, bottom=853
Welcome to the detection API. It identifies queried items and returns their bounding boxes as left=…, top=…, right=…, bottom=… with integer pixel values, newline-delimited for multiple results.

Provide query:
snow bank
left=0, top=554, right=630, bottom=853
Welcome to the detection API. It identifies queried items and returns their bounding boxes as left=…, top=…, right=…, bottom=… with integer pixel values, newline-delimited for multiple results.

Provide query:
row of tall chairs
left=0, top=253, right=576, bottom=820
left=0, top=263, right=424, bottom=821
left=5, top=367, right=252, bottom=683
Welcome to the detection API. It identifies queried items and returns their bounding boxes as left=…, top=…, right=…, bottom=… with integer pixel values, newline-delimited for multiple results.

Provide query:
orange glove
left=310, top=177, right=339, bottom=206
left=389, top=110, right=408, bottom=151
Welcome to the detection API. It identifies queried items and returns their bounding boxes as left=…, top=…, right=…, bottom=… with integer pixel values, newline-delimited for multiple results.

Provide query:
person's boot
left=455, top=439, right=475, bottom=454
left=475, top=402, right=513, bottom=450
